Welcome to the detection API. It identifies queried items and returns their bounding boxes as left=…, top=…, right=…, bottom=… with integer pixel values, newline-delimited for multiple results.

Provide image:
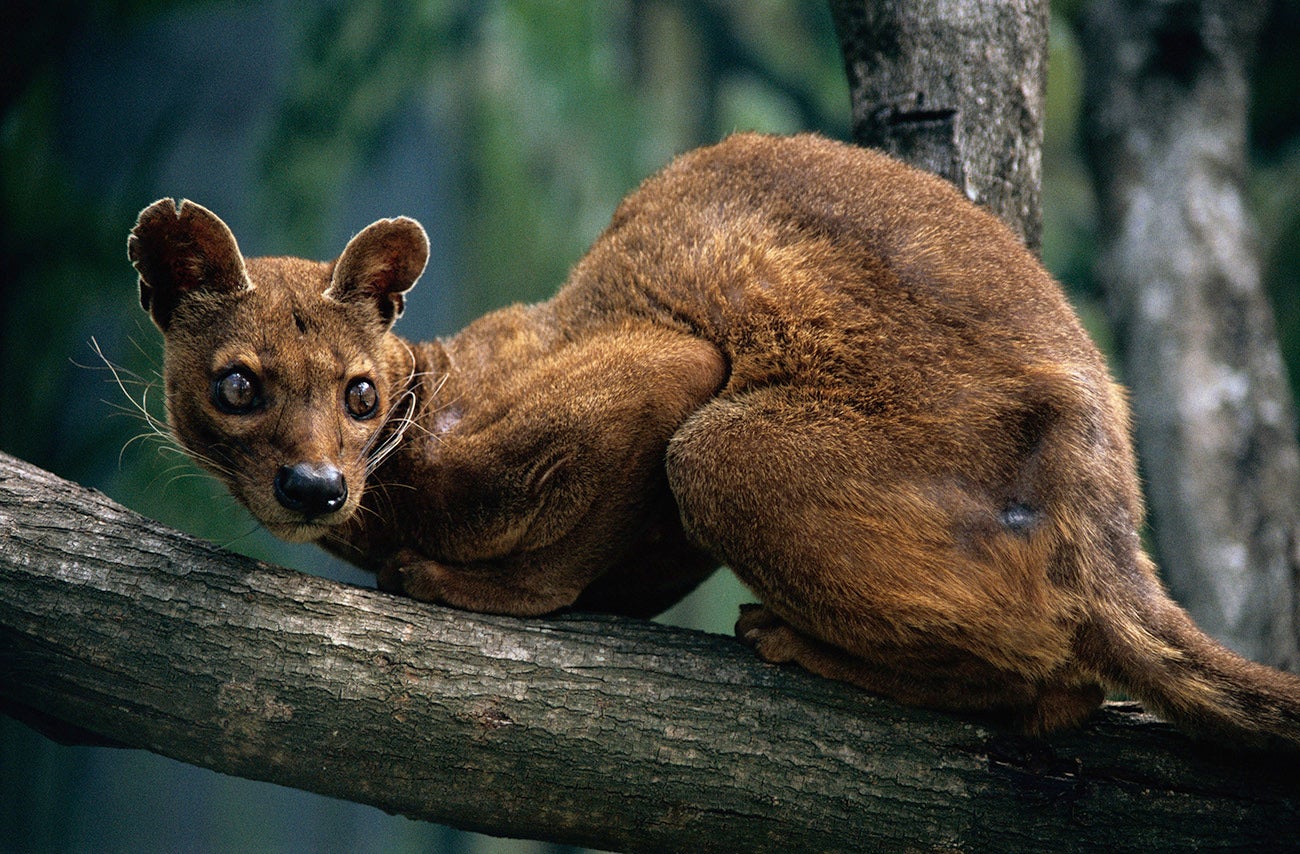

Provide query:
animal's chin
left=270, top=522, right=335, bottom=543
left=263, top=511, right=354, bottom=543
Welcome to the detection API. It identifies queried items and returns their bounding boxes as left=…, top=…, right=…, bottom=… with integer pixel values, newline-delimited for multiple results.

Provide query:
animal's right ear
left=128, top=198, right=251, bottom=331
left=326, top=217, right=430, bottom=330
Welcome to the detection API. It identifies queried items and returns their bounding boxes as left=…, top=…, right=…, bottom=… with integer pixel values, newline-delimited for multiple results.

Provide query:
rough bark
left=2, top=452, right=1298, bottom=852
left=828, top=0, right=1049, bottom=249
left=1081, top=0, right=1300, bottom=668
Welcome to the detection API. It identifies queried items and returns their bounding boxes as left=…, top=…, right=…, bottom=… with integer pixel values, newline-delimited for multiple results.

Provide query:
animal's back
left=566, top=134, right=1108, bottom=412
left=564, top=133, right=1141, bottom=549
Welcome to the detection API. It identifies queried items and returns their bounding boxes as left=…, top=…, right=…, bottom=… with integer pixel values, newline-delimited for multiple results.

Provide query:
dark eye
left=212, top=368, right=262, bottom=414
left=345, top=378, right=378, bottom=419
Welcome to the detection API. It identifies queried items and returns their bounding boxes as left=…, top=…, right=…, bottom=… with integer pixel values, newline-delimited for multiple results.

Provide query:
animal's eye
left=212, top=368, right=262, bottom=414
left=345, top=378, right=378, bottom=419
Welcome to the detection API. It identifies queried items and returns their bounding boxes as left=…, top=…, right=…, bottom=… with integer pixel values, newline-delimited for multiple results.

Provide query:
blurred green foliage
left=1, top=1, right=1297, bottom=852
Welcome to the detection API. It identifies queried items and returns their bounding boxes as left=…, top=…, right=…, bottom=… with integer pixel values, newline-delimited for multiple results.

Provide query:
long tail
left=1084, top=558, right=1300, bottom=750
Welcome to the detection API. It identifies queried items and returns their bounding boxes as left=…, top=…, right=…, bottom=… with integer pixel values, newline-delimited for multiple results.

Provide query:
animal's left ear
left=326, top=217, right=430, bottom=328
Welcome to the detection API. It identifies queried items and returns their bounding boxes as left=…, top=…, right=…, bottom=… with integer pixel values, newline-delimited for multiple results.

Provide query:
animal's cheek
left=169, top=405, right=253, bottom=469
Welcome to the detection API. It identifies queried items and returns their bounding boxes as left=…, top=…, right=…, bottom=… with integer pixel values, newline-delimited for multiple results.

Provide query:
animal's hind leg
left=666, top=388, right=1102, bottom=728
left=730, top=603, right=1009, bottom=707
left=734, top=603, right=1098, bottom=725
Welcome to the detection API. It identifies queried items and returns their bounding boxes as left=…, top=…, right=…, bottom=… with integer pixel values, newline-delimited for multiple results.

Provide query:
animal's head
left=129, top=198, right=429, bottom=542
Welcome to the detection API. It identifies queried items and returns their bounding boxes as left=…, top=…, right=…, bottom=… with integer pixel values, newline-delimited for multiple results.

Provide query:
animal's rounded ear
left=129, top=198, right=251, bottom=331
left=326, top=217, right=429, bottom=328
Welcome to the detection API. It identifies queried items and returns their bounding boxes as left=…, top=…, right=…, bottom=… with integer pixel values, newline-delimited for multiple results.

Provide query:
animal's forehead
left=224, top=282, right=349, bottom=341
left=191, top=287, right=374, bottom=379
left=244, top=256, right=333, bottom=296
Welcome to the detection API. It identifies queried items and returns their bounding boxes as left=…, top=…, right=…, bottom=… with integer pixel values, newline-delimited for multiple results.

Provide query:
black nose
left=274, top=463, right=348, bottom=516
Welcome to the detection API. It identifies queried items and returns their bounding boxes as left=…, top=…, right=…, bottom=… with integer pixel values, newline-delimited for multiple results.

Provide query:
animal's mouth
left=244, top=483, right=360, bottom=543
left=265, top=512, right=351, bottom=543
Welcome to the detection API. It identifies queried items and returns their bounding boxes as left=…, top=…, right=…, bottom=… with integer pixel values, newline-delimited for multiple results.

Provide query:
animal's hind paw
left=735, top=604, right=803, bottom=664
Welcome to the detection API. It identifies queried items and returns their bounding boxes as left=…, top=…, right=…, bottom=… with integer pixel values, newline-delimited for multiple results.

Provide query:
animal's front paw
left=374, top=550, right=438, bottom=599
left=378, top=551, right=582, bottom=617
left=397, top=560, right=457, bottom=604
left=375, top=550, right=457, bottom=603
left=735, top=604, right=801, bottom=664
left=375, top=558, right=409, bottom=595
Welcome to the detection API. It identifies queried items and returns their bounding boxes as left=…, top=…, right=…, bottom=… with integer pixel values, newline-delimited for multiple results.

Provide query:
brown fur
left=130, top=132, right=1300, bottom=747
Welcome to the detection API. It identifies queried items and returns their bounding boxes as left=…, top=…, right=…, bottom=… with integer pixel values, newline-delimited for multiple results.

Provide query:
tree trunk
left=1081, top=0, right=1300, bottom=668
left=828, top=0, right=1049, bottom=249
left=2, top=452, right=1298, bottom=852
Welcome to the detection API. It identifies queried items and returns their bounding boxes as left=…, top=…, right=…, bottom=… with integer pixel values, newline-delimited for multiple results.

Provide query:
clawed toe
left=735, top=605, right=801, bottom=664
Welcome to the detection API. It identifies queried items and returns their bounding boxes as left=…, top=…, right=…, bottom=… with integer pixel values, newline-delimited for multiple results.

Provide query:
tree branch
left=1, top=451, right=1297, bottom=851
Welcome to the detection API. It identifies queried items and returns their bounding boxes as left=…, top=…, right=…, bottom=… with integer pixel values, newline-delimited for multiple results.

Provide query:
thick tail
left=1084, top=563, right=1300, bottom=751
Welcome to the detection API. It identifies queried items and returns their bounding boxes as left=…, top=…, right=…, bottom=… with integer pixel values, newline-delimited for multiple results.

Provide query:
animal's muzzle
left=274, top=462, right=348, bottom=517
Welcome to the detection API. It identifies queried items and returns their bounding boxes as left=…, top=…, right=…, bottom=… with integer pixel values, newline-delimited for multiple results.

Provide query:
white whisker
left=362, top=343, right=446, bottom=476
left=87, top=337, right=240, bottom=481
left=217, top=519, right=268, bottom=550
